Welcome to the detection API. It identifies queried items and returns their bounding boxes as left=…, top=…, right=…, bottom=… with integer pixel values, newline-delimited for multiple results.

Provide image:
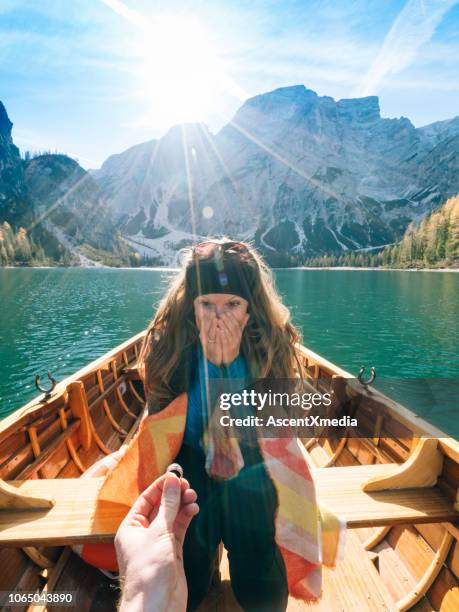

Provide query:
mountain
left=90, top=138, right=158, bottom=228
left=0, top=102, right=28, bottom=225
left=0, top=102, right=136, bottom=266
left=301, top=194, right=459, bottom=269
left=93, top=85, right=459, bottom=265
left=25, top=154, right=122, bottom=253
left=3, top=88, right=457, bottom=268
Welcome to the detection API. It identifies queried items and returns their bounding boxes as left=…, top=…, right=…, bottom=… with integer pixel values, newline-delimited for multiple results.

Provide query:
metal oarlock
left=35, top=371, right=58, bottom=401
left=358, top=366, right=376, bottom=386
left=166, top=463, right=183, bottom=478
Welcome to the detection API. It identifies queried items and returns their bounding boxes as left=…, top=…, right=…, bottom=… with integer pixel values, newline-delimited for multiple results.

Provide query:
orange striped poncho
left=74, top=393, right=346, bottom=602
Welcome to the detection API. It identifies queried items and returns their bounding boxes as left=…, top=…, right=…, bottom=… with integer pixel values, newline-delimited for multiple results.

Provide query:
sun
left=137, top=16, right=221, bottom=130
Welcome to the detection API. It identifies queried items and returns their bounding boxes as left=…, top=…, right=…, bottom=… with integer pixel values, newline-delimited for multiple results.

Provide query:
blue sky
left=1, top=0, right=458, bottom=168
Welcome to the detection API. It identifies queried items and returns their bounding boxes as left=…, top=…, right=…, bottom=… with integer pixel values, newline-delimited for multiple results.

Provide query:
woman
left=138, top=238, right=306, bottom=612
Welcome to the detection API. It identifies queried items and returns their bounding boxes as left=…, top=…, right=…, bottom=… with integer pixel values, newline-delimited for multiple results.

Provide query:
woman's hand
left=195, top=302, right=249, bottom=367
left=199, top=312, right=223, bottom=366
left=218, top=311, right=250, bottom=366
left=115, top=473, right=199, bottom=612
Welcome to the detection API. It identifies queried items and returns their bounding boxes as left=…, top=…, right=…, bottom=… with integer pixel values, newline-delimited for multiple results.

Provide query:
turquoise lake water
left=0, top=268, right=457, bottom=435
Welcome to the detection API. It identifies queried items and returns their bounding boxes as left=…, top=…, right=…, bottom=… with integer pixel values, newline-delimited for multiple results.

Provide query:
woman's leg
left=176, top=444, right=222, bottom=611
left=221, top=457, right=288, bottom=612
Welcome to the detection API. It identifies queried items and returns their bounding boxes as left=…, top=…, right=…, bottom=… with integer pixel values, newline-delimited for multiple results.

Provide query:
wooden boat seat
left=312, top=463, right=458, bottom=528
left=0, top=458, right=457, bottom=546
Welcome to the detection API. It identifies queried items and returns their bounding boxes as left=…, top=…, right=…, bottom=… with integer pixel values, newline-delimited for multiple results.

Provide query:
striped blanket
left=76, top=393, right=346, bottom=601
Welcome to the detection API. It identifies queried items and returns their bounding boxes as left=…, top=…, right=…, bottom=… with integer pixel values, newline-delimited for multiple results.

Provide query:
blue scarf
left=183, top=344, right=249, bottom=456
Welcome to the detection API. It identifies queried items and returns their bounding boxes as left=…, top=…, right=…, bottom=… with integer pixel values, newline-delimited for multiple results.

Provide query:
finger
left=200, top=311, right=213, bottom=336
left=152, top=474, right=189, bottom=495
left=215, top=327, right=224, bottom=363
left=120, top=474, right=167, bottom=527
left=182, top=488, right=197, bottom=504
left=218, top=324, right=228, bottom=349
left=183, top=501, right=199, bottom=517
left=202, top=313, right=215, bottom=343
left=209, top=315, right=218, bottom=341
left=197, top=304, right=212, bottom=328
left=221, top=313, right=242, bottom=344
left=174, top=502, right=200, bottom=547
left=220, top=322, right=230, bottom=337
left=222, top=311, right=239, bottom=333
left=155, top=472, right=181, bottom=529
left=119, top=474, right=191, bottom=528
left=143, top=476, right=190, bottom=522
left=218, top=313, right=233, bottom=337
left=220, top=324, right=234, bottom=354
left=217, top=322, right=228, bottom=348
left=219, top=326, right=232, bottom=363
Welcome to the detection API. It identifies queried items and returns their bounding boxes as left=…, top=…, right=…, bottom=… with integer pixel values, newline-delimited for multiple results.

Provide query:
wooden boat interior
left=0, top=331, right=458, bottom=611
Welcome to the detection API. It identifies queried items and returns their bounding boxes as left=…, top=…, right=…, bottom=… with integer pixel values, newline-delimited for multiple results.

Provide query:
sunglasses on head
left=193, top=240, right=251, bottom=259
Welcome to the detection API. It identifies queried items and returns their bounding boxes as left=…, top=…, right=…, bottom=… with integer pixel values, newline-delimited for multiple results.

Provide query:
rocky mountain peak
left=0, top=102, right=13, bottom=143
left=233, top=86, right=381, bottom=125
left=229, top=85, right=320, bottom=126
left=419, top=116, right=459, bottom=144
left=336, top=95, right=380, bottom=123
left=24, top=153, right=86, bottom=202
left=160, top=122, right=213, bottom=154
left=0, top=100, right=25, bottom=225
left=245, top=85, right=317, bottom=107
left=163, top=121, right=209, bottom=138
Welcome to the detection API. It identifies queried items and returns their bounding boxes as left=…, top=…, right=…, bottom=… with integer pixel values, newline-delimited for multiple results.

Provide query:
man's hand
left=115, top=473, right=199, bottom=612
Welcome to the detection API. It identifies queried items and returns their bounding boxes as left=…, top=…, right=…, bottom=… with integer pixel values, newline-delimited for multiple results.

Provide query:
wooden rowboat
left=0, top=330, right=458, bottom=611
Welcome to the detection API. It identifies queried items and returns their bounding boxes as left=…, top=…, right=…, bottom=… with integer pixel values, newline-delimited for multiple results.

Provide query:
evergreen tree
left=436, top=218, right=449, bottom=260
left=378, top=194, right=458, bottom=268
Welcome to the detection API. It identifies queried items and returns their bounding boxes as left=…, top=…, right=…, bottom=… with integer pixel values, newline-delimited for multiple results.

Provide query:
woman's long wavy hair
left=138, top=238, right=305, bottom=412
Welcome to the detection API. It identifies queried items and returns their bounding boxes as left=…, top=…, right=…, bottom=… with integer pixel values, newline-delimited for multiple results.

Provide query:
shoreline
left=289, top=266, right=459, bottom=272
left=2, top=265, right=458, bottom=272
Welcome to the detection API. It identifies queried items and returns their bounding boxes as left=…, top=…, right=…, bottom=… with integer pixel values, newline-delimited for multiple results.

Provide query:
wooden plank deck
left=198, top=533, right=396, bottom=611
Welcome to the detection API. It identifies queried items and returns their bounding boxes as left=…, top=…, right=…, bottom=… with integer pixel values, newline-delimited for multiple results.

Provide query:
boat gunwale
left=0, top=330, right=146, bottom=438
left=297, top=344, right=458, bottom=462
left=1, top=331, right=457, bottom=465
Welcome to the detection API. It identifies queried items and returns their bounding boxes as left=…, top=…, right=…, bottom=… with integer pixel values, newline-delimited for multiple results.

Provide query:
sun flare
left=138, top=16, right=221, bottom=130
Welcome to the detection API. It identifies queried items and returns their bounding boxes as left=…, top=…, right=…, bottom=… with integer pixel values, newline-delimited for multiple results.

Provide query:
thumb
left=155, top=472, right=181, bottom=529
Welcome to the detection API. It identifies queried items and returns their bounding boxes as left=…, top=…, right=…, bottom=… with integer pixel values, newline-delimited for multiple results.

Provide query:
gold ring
left=208, top=338, right=216, bottom=343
